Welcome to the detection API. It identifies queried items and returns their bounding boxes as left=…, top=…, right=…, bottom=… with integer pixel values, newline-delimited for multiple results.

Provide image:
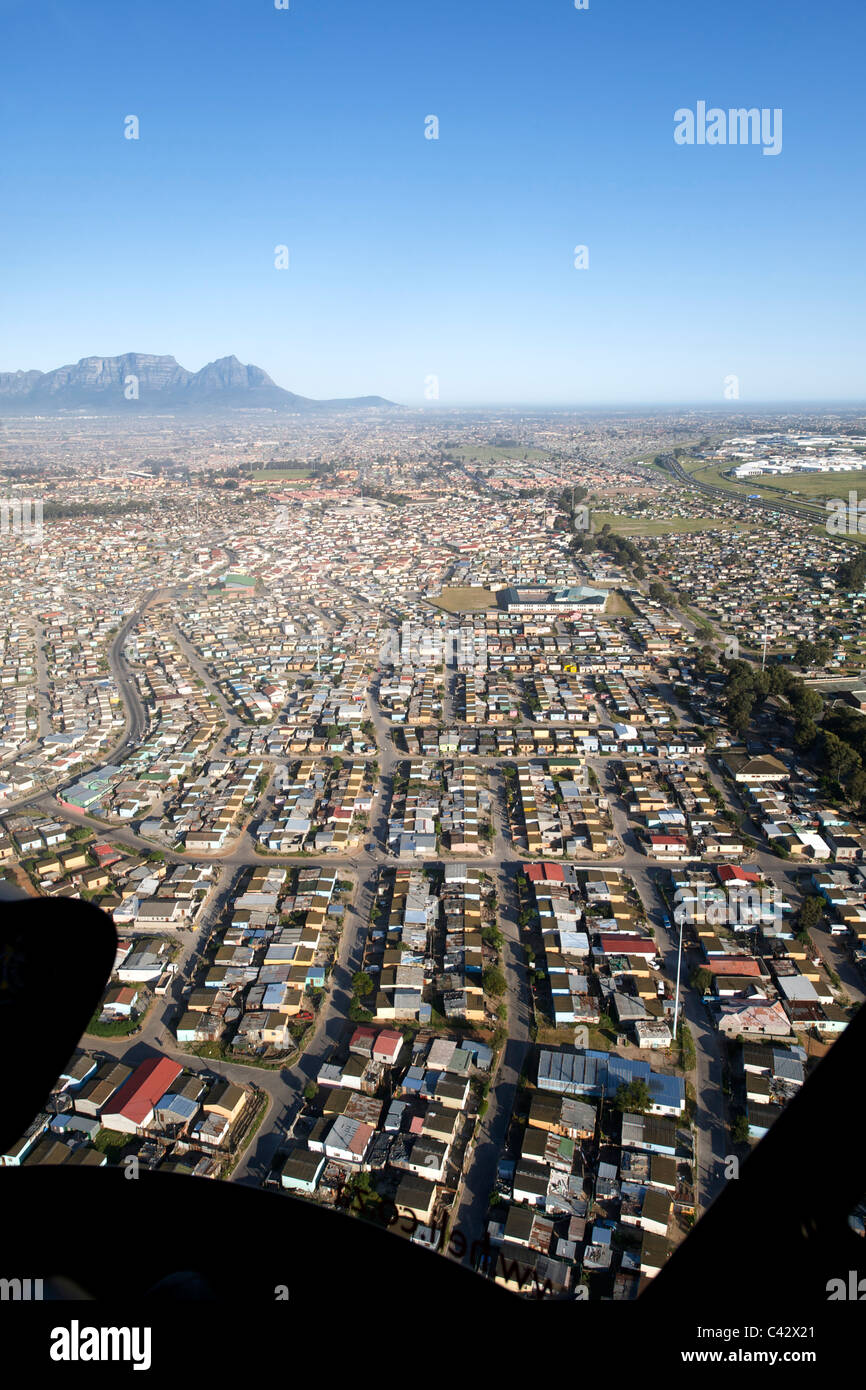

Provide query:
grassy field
left=678, top=456, right=866, bottom=509
left=603, top=589, right=639, bottom=617
left=808, top=523, right=866, bottom=548
left=684, top=606, right=717, bottom=636
left=251, top=468, right=312, bottom=482
left=429, top=586, right=497, bottom=612
left=764, top=470, right=866, bottom=500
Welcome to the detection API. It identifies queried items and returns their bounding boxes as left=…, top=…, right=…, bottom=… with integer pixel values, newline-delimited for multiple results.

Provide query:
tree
left=836, top=550, right=866, bottom=591
left=731, top=1113, right=750, bottom=1144
left=352, top=971, right=374, bottom=998
left=818, top=730, right=862, bottom=786
left=483, top=967, right=506, bottom=998
left=725, top=690, right=755, bottom=738
left=815, top=640, right=832, bottom=665
left=793, top=718, right=818, bottom=750
left=690, top=967, right=714, bottom=996
left=849, top=768, right=866, bottom=809
left=789, top=685, right=823, bottom=724
left=793, top=639, right=819, bottom=668
left=302, top=1081, right=318, bottom=1101
left=798, top=896, right=825, bottom=934
left=615, top=1078, right=651, bottom=1114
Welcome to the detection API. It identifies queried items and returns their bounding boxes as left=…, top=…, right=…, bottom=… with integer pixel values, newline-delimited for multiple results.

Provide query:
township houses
left=538, top=1048, right=685, bottom=1117
left=522, top=862, right=670, bottom=1031
left=169, top=863, right=340, bottom=1046
left=741, top=1041, right=806, bottom=1137
left=715, top=999, right=793, bottom=1039
left=485, top=1044, right=688, bottom=1296
left=279, top=1030, right=487, bottom=1234
left=363, top=864, right=490, bottom=1026
left=100, top=1057, right=183, bottom=1135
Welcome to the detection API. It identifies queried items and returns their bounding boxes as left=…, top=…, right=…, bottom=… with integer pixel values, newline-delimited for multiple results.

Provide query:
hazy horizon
left=3, top=0, right=865, bottom=406
left=4, top=350, right=866, bottom=415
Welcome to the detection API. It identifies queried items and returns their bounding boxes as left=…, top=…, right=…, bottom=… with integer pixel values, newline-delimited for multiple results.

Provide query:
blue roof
left=157, top=1093, right=199, bottom=1120
left=467, top=1041, right=493, bottom=1068
left=538, top=1047, right=684, bottom=1110
left=648, top=1071, right=685, bottom=1111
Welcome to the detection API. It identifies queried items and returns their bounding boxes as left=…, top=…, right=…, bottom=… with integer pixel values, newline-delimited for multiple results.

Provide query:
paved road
left=448, top=852, right=531, bottom=1261
left=49, top=741, right=847, bottom=1215
left=10, top=582, right=857, bottom=1226
left=3, top=584, right=199, bottom=816
left=663, top=453, right=828, bottom=526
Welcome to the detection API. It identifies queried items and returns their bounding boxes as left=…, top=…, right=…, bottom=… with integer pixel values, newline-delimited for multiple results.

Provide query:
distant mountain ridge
left=0, top=353, right=396, bottom=413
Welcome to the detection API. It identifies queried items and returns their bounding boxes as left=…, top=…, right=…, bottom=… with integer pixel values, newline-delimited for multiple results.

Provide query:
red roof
left=93, top=842, right=121, bottom=865
left=599, top=935, right=657, bottom=956
left=707, top=958, right=762, bottom=977
left=717, top=865, right=761, bottom=884
left=373, top=1029, right=402, bottom=1059
left=103, top=1056, right=182, bottom=1126
left=348, top=1121, right=374, bottom=1156
left=524, top=863, right=565, bottom=882
left=350, top=1025, right=376, bottom=1048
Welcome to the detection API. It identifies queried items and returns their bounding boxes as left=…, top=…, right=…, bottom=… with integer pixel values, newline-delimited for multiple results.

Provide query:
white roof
left=777, top=975, right=820, bottom=1002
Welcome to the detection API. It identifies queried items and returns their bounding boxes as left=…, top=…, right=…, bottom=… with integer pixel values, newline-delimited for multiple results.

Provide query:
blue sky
left=1, top=0, right=864, bottom=405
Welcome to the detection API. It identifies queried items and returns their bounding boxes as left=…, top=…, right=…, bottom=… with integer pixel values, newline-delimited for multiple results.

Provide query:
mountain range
left=0, top=354, right=396, bottom=413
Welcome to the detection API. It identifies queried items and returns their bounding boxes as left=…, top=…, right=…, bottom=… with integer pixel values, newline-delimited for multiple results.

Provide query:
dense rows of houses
left=174, top=865, right=342, bottom=1048
left=1, top=1046, right=254, bottom=1177
left=523, top=864, right=672, bottom=1038
left=360, top=865, right=495, bottom=1025
left=278, top=1029, right=491, bottom=1243
left=485, top=1046, right=691, bottom=1297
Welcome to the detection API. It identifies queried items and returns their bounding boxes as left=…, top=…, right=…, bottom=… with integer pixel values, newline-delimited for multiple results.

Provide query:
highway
left=662, top=453, right=830, bottom=527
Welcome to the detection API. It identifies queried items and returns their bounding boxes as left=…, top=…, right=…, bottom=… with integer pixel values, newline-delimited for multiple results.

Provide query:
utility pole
left=673, top=908, right=685, bottom=1039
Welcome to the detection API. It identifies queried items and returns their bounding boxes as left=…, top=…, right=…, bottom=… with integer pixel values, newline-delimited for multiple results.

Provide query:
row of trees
left=720, top=659, right=866, bottom=807
left=571, top=526, right=647, bottom=580
left=39, top=499, right=154, bottom=520
left=836, top=550, right=866, bottom=591
left=721, top=659, right=822, bottom=744
left=793, top=638, right=833, bottom=669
